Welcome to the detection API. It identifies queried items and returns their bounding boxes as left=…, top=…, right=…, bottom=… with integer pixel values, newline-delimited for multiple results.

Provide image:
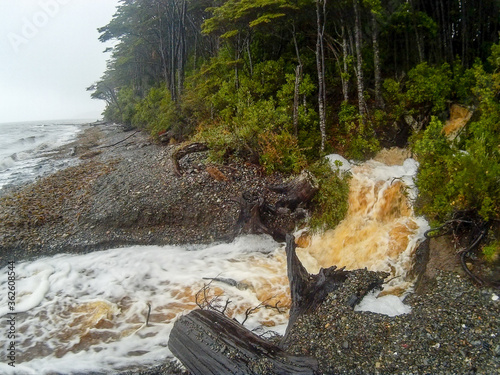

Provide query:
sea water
left=0, top=120, right=89, bottom=192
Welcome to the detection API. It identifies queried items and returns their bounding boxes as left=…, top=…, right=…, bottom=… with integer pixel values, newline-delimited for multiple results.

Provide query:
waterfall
left=0, top=152, right=428, bottom=374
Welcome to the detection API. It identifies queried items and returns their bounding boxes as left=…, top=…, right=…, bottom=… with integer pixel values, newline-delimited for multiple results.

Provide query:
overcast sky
left=0, top=0, right=120, bottom=123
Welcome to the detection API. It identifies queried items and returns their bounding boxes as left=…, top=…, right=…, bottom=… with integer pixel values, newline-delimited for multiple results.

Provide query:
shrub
left=337, top=102, right=380, bottom=160
left=133, top=85, right=178, bottom=138
left=258, top=129, right=307, bottom=174
left=308, top=159, right=351, bottom=232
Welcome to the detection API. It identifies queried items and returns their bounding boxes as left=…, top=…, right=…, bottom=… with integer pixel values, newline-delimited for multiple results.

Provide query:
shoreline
left=0, top=124, right=498, bottom=374
left=0, top=122, right=290, bottom=268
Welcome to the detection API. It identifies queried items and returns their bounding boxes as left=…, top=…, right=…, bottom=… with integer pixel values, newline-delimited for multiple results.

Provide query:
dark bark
left=233, top=191, right=277, bottom=239
left=233, top=171, right=318, bottom=242
left=270, top=171, right=319, bottom=211
left=283, top=234, right=350, bottom=336
left=168, top=309, right=318, bottom=375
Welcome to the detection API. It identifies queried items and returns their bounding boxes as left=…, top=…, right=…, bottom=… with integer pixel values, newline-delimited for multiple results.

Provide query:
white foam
left=0, top=235, right=289, bottom=374
left=354, top=291, right=412, bottom=316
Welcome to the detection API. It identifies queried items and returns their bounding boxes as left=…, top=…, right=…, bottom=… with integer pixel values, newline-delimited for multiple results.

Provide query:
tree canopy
left=89, top=0, right=500, bottom=236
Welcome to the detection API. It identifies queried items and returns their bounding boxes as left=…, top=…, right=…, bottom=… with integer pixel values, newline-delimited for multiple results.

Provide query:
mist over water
left=0, top=120, right=88, bottom=191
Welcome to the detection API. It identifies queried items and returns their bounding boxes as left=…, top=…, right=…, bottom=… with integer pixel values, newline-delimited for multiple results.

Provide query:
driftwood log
left=171, top=142, right=208, bottom=176
left=168, top=309, right=318, bottom=375
left=283, top=234, right=350, bottom=336
left=269, top=170, right=319, bottom=210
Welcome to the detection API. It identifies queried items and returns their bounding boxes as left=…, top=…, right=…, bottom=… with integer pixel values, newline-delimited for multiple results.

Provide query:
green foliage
left=406, top=62, right=452, bottom=113
left=336, top=102, right=380, bottom=160
left=308, top=159, right=351, bottom=232
left=258, top=129, right=307, bottom=174
left=481, top=239, right=500, bottom=263
left=195, top=96, right=308, bottom=174
left=412, top=52, right=500, bottom=226
left=103, top=86, right=139, bottom=126
left=132, top=85, right=178, bottom=138
left=382, top=62, right=453, bottom=124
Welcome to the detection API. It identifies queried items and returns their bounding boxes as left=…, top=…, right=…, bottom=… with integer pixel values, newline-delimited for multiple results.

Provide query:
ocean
left=0, top=120, right=90, bottom=193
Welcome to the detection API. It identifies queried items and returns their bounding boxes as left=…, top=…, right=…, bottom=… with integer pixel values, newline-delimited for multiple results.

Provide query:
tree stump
left=269, top=170, right=319, bottom=210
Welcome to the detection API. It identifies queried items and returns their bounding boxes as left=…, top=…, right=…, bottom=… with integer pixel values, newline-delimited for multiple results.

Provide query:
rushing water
left=0, top=120, right=88, bottom=192
left=0, top=150, right=429, bottom=374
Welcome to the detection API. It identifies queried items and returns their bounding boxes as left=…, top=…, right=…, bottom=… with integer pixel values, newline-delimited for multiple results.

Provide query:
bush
left=406, top=62, right=452, bottom=114
left=308, top=159, right=351, bottom=231
left=258, top=129, right=307, bottom=174
left=337, top=102, right=380, bottom=160
left=133, top=85, right=179, bottom=138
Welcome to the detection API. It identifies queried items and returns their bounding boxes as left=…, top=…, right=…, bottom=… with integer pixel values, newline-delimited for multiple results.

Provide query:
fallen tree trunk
left=168, top=309, right=318, bottom=375
left=171, top=142, right=208, bottom=177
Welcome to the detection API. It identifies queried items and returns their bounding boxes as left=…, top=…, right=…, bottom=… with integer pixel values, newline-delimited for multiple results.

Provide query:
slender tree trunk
left=341, top=23, right=349, bottom=103
left=353, top=0, right=366, bottom=117
left=246, top=35, right=253, bottom=78
left=293, top=64, right=301, bottom=137
left=316, top=0, right=327, bottom=152
left=371, top=12, right=382, bottom=108
left=410, top=0, right=424, bottom=63
left=235, top=34, right=240, bottom=90
left=292, top=24, right=303, bottom=137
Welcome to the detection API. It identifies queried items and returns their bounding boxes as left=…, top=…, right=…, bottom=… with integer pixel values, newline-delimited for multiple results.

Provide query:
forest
left=88, top=0, right=500, bottom=261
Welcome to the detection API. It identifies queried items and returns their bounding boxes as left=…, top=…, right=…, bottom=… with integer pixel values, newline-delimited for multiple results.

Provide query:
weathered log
left=171, top=142, right=208, bottom=176
left=284, top=234, right=350, bottom=335
left=168, top=309, right=318, bottom=375
left=269, top=170, right=318, bottom=210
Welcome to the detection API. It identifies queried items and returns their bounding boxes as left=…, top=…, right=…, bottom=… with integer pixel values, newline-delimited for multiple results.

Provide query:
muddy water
left=0, top=153, right=428, bottom=374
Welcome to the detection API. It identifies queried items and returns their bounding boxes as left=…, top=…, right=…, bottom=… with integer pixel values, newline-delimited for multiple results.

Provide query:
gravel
left=0, top=123, right=290, bottom=269
left=1, top=124, right=498, bottom=374
left=283, top=270, right=499, bottom=374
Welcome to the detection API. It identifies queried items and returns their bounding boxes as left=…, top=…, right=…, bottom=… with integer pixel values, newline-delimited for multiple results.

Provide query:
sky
left=0, top=0, right=120, bottom=123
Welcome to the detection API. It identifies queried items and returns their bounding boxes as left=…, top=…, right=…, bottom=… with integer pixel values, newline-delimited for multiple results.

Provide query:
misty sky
left=0, top=0, right=120, bottom=123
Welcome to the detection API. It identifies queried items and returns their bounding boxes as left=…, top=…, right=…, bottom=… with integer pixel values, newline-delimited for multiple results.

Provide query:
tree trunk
left=372, top=12, right=383, bottom=108
left=316, top=0, right=327, bottom=152
left=353, top=0, right=366, bottom=118
left=292, top=24, right=303, bottom=137
left=293, top=64, right=302, bottom=137
left=341, top=24, right=349, bottom=103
